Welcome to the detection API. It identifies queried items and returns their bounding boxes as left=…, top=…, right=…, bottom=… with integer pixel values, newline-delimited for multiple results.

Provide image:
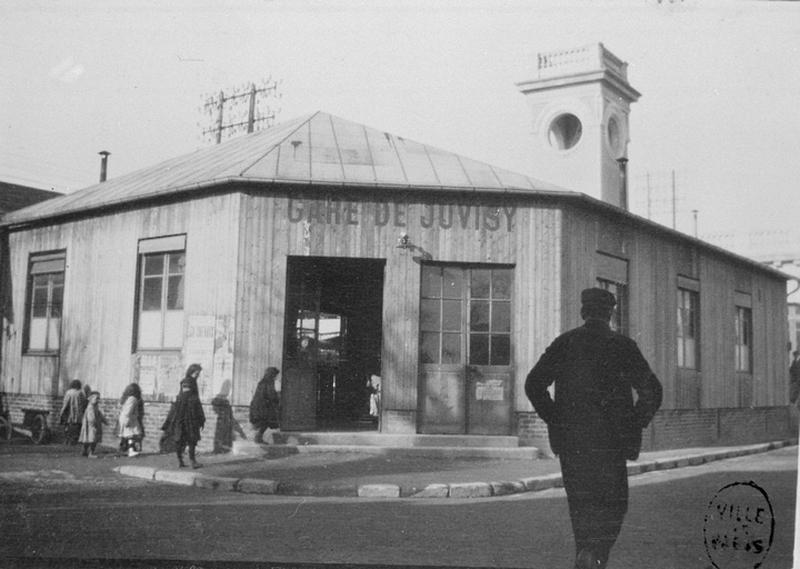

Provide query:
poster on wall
left=185, top=315, right=216, bottom=400
left=134, top=353, right=182, bottom=402
left=212, top=315, right=235, bottom=401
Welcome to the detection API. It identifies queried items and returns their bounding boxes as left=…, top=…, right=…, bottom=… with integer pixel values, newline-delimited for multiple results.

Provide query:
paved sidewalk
left=113, top=439, right=798, bottom=499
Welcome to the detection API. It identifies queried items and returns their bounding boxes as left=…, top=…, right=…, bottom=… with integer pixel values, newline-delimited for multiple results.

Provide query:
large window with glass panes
left=735, top=305, right=752, bottom=372
left=419, top=264, right=512, bottom=367
left=134, top=235, right=186, bottom=350
left=24, top=251, right=66, bottom=353
left=677, top=287, right=700, bottom=369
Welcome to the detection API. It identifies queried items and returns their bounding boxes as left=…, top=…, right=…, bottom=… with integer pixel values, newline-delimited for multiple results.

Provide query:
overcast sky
left=1, top=0, right=798, bottom=245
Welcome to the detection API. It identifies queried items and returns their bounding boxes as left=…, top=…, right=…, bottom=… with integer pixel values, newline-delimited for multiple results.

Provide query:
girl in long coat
left=249, top=367, right=280, bottom=443
left=60, top=380, right=86, bottom=445
left=118, top=383, right=144, bottom=457
left=165, top=371, right=205, bottom=468
left=78, top=391, right=107, bottom=458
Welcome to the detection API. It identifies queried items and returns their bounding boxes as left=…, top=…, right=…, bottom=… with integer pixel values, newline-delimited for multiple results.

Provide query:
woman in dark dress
left=165, top=369, right=205, bottom=468
left=249, top=367, right=280, bottom=444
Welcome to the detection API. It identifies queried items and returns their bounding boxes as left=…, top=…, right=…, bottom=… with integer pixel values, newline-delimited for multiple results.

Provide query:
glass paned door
left=419, top=264, right=513, bottom=435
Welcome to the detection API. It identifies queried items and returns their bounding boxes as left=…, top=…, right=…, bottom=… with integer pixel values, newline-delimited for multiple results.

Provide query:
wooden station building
left=0, top=45, right=791, bottom=452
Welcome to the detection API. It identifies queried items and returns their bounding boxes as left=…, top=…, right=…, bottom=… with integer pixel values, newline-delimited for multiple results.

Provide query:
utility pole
left=646, top=172, right=652, bottom=220
left=692, top=209, right=698, bottom=238
left=201, top=78, right=281, bottom=144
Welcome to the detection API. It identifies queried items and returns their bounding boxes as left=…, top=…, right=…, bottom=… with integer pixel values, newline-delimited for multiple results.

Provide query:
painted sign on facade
left=288, top=198, right=517, bottom=232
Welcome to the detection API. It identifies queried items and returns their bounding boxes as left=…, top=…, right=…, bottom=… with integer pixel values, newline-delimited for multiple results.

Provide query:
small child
left=79, top=391, right=107, bottom=458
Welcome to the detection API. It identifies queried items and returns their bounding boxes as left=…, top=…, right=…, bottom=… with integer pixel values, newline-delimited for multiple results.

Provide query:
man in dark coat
left=249, top=367, right=281, bottom=443
left=525, top=288, right=663, bottom=569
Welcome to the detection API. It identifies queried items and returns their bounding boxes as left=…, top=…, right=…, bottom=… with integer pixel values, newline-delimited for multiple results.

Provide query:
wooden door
left=419, top=265, right=513, bottom=435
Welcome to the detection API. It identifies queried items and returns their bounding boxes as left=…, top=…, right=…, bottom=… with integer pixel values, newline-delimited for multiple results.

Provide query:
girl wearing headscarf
left=60, top=379, right=86, bottom=445
left=118, top=383, right=144, bottom=457
left=163, top=364, right=205, bottom=468
left=249, top=367, right=280, bottom=444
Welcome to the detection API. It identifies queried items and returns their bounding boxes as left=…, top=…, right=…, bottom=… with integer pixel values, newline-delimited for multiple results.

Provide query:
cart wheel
left=0, top=416, right=11, bottom=441
left=30, top=414, right=49, bottom=445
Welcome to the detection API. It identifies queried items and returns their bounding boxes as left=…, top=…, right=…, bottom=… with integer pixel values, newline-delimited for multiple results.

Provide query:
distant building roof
left=0, top=111, right=570, bottom=227
left=0, top=181, right=61, bottom=215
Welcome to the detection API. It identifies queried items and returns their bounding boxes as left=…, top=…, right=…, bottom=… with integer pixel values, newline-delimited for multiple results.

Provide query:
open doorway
left=281, top=257, right=384, bottom=431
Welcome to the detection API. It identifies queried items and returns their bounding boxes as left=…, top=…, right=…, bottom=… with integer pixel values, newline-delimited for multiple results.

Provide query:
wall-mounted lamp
left=397, top=232, right=411, bottom=250
left=396, top=232, right=432, bottom=261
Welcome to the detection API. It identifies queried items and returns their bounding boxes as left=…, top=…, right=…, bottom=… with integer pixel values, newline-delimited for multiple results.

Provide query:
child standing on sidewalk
left=79, top=391, right=107, bottom=458
left=117, top=383, right=144, bottom=457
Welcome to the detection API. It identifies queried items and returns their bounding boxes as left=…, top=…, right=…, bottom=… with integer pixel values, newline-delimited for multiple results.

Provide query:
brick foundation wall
left=6, top=392, right=791, bottom=453
left=652, top=409, right=719, bottom=449
left=515, top=406, right=793, bottom=454
left=2, top=392, right=254, bottom=455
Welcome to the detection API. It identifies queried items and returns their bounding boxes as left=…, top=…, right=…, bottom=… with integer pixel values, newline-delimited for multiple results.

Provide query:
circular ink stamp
left=703, top=481, right=774, bottom=569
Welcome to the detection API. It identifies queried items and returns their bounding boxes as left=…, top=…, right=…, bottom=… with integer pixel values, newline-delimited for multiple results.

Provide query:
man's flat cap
left=581, top=287, right=616, bottom=309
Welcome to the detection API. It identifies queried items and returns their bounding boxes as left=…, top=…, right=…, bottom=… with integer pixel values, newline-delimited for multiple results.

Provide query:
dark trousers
left=82, top=442, right=97, bottom=455
left=177, top=439, right=196, bottom=462
left=559, top=449, right=629, bottom=566
left=254, top=424, right=268, bottom=443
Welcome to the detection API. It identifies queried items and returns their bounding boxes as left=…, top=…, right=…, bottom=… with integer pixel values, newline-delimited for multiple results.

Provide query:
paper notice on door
left=475, top=379, right=504, bottom=401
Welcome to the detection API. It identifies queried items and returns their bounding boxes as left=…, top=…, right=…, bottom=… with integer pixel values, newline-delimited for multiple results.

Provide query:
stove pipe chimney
left=98, top=151, right=110, bottom=183
left=617, top=157, right=629, bottom=211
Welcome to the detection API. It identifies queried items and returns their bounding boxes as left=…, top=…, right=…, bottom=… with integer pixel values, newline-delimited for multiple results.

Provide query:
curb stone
left=358, top=484, right=401, bottom=498
left=154, top=469, right=199, bottom=486
left=195, top=475, right=239, bottom=491
left=115, top=439, right=796, bottom=499
left=278, top=481, right=358, bottom=497
left=490, top=480, right=525, bottom=496
left=638, top=461, right=657, bottom=473
left=654, top=458, right=678, bottom=470
left=521, top=473, right=562, bottom=492
left=409, top=483, right=449, bottom=498
left=448, top=482, right=492, bottom=499
left=115, top=465, right=156, bottom=480
left=237, top=478, right=278, bottom=495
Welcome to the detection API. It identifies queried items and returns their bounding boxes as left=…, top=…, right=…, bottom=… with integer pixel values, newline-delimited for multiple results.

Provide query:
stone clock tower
left=516, top=43, right=640, bottom=209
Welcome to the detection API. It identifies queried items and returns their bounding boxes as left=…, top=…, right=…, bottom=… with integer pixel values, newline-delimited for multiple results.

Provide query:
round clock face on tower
left=547, top=113, right=582, bottom=151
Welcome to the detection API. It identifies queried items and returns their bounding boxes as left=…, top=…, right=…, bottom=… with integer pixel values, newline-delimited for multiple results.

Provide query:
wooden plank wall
left=6, top=187, right=785, bottom=421
left=560, top=204, right=788, bottom=411
left=512, top=206, right=562, bottom=411
left=752, top=266, right=790, bottom=406
left=2, top=194, right=241, bottom=400
left=234, top=190, right=563, bottom=412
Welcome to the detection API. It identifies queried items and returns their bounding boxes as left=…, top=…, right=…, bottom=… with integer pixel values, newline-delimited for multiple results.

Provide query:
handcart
left=0, top=392, right=51, bottom=444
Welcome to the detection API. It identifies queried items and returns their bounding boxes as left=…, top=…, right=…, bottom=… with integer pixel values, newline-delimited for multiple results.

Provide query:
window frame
left=467, top=267, right=512, bottom=367
left=596, top=278, right=628, bottom=336
left=132, top=235, right=186, bottom=352
left=419, top=263, right=513, bottom=367
left=734, top=305, right=753, bottom=373
left=676, top=286, right=700, bottom=370
left=23, top=251, right=66, bottom=355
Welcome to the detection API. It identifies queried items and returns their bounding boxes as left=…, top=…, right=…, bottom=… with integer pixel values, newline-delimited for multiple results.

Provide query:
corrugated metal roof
left=0, top=182, right=61, bottom=214
left=1, top=111, right=569, bottom=227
